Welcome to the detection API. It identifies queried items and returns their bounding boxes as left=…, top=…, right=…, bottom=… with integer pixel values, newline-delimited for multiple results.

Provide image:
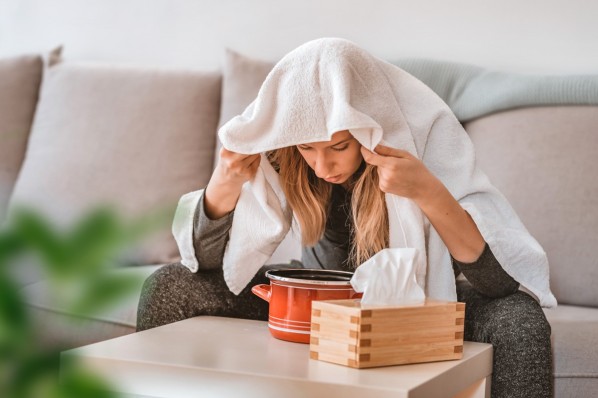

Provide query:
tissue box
left=310, top=299, right=465, bottom=368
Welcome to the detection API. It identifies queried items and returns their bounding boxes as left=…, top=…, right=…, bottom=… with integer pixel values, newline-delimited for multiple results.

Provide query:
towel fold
left=173, top=37, right=557, bottom=308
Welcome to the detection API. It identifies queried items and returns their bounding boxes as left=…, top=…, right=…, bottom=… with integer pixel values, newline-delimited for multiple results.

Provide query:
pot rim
left=264, top=269, right=354, bottom=286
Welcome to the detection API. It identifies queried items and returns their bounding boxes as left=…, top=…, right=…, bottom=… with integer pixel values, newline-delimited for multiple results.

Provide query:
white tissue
left=351, top=248, right=426, bottom=306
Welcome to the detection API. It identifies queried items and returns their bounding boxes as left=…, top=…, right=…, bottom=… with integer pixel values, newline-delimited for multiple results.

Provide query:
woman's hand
left=204, top=147, right=261, bottom=220
left=213, top=147, right=262, bottom=189
left=360, top=144, right=485, bottom=263
left=360, top=144, right=441, bottom=204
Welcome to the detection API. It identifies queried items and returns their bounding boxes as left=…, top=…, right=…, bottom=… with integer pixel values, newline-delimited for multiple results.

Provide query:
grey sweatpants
left=136, top=262, right=553, bottom=398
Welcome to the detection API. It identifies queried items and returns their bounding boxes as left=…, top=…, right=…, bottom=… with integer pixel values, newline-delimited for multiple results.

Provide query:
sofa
left=1, top=45, right=597, bottom=398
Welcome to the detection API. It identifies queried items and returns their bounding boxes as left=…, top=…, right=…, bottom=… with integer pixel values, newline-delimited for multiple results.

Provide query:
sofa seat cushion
left=544, top=305, right=598, bottom=397
left=21, top=264, right=163, bottom=350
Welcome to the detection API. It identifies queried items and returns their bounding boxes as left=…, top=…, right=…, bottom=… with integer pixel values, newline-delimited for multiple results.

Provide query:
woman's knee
left=136, top=262, right=199, bottom=331
left=140, top=262, right=191, bottom=299
left=475, top=292, right=553, bottom=398
left=137, top=262, right=267, bottom=330
left=476, top=291, right=551, bottom=347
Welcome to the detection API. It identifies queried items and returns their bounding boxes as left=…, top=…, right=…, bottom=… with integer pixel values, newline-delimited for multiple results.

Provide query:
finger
left=374, top=144, right=413, bottom=158
left=360, top=146, right=386, bottom=166
left=248, top=154, right=262, bottom=170
left=220, top=151, right=259, bottom=171
left=221, top=146, right=258, bottom=160
left=239, top=153, right=261, bottom=167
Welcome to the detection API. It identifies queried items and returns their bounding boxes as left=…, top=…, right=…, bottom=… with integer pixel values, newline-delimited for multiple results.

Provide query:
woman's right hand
left=212, top=147, right=262, bottom=188
left=204, top=148, right=261, bottom=219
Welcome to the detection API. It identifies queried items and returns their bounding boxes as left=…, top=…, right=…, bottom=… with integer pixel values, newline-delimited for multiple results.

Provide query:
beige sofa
left=2, top=48, right=597, bottom=398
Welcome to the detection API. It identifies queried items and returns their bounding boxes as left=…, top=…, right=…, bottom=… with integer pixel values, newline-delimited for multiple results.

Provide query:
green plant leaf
left=9, top=208, right=69, bottom=277
left=67, top=272, right=144, bottom=317
left=0, top=275, right=30, bottom=347
left=0, top=231, right=25, bottom=266
left=66, top=207, right=125, bottom=274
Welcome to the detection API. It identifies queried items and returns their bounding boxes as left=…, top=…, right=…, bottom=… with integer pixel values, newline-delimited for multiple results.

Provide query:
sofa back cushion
left=0, top=54, right=43, bottom=221
left=7, top=57, right=221, bottom=265
left=465, top=106, right=598, bottom=307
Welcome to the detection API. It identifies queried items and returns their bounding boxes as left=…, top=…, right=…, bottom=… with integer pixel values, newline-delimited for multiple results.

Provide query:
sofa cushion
left=544, top=305, right=598, bottom=397
left=0, top=54, right=43, bottom=221
left=7, top=54, right=222, bottom=266
left=22, top=264, right=163, bottom=350
left=465, top=106, right=598, bottom=307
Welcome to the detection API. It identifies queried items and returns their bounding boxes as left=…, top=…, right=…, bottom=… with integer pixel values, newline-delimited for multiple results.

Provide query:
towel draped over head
left=172, top=37, right=557, bottom=307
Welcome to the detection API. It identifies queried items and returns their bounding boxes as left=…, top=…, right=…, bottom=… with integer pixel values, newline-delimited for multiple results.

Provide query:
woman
left=137, top=38, right=553, bottom=398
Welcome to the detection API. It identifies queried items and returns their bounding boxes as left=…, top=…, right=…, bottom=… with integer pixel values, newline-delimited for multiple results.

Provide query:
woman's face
left=296, top=130, right=363, bottom=186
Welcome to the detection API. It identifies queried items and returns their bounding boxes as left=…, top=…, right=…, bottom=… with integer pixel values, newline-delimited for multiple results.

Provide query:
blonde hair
left=267, top=146, right=388, bottom=268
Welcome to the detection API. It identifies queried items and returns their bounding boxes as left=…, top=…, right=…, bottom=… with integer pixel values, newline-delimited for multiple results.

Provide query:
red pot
left=251, top=269, right=360, bottom=344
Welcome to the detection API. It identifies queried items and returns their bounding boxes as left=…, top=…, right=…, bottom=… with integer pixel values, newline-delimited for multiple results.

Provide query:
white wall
left=1, top=0, right=597, bottom=74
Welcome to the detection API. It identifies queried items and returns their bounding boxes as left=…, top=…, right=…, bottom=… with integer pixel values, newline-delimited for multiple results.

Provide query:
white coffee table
left=62, top=316, right=493, bottom=398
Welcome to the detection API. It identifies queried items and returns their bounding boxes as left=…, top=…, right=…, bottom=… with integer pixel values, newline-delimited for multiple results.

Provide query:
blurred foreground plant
left=0, top=203, right=174, bottom=398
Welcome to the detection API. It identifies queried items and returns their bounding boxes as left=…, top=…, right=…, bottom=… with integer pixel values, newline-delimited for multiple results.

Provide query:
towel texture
left=173, top=38, right=557, bottom=308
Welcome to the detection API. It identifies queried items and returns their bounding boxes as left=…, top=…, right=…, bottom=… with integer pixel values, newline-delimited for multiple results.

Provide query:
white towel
left=173, top=38, right=557, bottom=308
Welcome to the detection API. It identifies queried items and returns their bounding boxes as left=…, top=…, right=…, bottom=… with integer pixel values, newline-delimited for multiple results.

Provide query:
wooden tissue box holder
left=310, top=299, right=465, bottom=369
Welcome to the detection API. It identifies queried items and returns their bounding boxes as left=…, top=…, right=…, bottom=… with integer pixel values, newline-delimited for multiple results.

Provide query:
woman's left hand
left=360, top=144, right=440, bottom=203
left=362, top=144, right=486, bottom=262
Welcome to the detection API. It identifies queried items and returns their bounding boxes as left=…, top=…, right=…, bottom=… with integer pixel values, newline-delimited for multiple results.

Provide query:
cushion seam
left=554, top=373, right=598, bottom=378
left=25, top=302, right=136, bottom=328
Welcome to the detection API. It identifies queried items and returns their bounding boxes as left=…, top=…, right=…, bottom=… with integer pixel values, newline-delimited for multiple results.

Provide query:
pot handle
left=251, top=284, right=271, bottom=302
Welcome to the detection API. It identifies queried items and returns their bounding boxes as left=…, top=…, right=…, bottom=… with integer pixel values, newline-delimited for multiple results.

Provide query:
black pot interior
left=266, top=269, right=353, bottom=282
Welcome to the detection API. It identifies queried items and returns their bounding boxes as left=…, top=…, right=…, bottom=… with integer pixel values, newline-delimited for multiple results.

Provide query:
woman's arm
left=194, top=147, right=262, bottom=267
left=360, top=144, right=484, bottom=263
left=204, top=147, right=262, bottom=219
left=453, top=243, right=520, bottom=298
left=192, top=189, right=235, bottom=270
left=414, top=178, right=485, bottom=263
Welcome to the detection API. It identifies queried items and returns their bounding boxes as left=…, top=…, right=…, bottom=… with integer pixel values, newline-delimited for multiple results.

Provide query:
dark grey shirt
left=192, top=185, right=520, bottom=298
